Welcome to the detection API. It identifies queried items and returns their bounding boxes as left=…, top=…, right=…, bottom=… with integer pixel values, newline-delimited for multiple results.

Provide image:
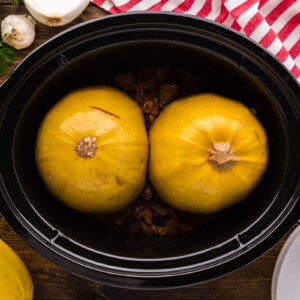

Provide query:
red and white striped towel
left=92, top=0, right=300, bottom=83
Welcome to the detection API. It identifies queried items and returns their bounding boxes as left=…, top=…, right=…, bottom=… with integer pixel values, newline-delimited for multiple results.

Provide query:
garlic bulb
left=23, top=0, right=90, bottom=27
left=1, top=15, right=35, bottom=50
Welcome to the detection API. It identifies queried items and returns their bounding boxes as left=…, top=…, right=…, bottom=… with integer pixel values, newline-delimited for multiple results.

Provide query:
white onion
left=23, top=0, right=90, bottom=27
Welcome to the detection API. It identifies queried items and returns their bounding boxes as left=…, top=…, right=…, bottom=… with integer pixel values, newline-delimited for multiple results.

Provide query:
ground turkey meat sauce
left=94, top=65, right=222, bottom=236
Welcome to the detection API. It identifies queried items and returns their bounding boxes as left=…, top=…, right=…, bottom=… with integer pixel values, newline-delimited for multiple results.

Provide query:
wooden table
left=0, top=2, right=298, bottom=299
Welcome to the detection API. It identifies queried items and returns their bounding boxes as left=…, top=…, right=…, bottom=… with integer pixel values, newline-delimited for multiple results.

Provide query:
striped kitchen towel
left=92, top=0, right=300, bottom=83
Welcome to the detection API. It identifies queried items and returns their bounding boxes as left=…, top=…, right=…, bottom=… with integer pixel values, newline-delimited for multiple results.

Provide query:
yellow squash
left=0, top=240, right=33, bottom=300
left=35, top=86, right=149, bottom=214
left=149, top=93, right=268, bottom=214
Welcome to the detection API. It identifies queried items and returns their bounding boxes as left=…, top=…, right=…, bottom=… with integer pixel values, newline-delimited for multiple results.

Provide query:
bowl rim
left=271, top=224, right=300, bottom=300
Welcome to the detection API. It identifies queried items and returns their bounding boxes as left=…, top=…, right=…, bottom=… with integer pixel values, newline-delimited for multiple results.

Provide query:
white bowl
left=272, top=225, right=300, bottom=300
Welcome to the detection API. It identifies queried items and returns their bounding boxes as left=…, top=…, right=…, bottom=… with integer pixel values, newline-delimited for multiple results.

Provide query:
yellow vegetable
left=35, top=86, right=149, bottom=214
left=0, top=240, right=33, bottom=300
left=149, top=93, right=268, bottom=214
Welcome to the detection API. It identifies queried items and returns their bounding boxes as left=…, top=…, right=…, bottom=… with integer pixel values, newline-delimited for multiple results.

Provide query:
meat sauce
left=94, top=65, right=220, bottom=236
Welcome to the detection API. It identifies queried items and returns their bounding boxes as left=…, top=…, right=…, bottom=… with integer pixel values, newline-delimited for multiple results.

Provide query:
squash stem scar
left=208, top=143, right=239, bottom=172
left=76, top=136, right=97, bottom=158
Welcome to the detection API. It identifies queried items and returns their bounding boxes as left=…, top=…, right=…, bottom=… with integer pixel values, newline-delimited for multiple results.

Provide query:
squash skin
left=35, top=86, right=149, bottom=214
left=149, top=93, right=269, bottom=214
left=0, top=240, right=33, bottom=300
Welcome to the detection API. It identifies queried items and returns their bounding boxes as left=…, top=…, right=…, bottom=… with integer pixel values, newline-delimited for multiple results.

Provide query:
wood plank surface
left=0, top=3, right=298, bottom=300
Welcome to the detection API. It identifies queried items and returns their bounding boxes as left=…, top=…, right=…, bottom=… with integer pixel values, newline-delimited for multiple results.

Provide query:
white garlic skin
left=1, top=15, right=35, bottom=50
left=23, top=0, right=90, bottom=27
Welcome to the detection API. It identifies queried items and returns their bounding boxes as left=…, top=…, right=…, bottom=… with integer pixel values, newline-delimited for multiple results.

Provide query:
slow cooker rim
left=0, top=194, right=299, bottom=290
left=1, top=11, right=299, bottom=94
left=0, top=12, right=299, bottom=289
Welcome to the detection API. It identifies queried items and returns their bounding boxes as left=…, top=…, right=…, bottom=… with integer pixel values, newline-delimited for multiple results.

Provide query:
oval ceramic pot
left=0, top=12, right=299, bottom=289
